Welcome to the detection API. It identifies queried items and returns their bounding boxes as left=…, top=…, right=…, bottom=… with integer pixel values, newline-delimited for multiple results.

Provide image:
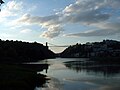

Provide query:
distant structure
left=46, top=42, right=48, bottom=46
left=46, top=42, right=48, bottom=49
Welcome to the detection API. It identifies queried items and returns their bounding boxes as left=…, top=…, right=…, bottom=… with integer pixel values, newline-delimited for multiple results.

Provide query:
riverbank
left=0, top=64, right=48, bottom=90
left=89, top=57, right=120, bottom=64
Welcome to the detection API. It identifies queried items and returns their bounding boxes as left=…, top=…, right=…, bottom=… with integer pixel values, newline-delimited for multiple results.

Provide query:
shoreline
left=0, top=63, right=48, bottom=90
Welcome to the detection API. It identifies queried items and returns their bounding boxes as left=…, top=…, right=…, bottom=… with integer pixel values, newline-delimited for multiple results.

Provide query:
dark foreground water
left=32, top=58, right=120, bottom=90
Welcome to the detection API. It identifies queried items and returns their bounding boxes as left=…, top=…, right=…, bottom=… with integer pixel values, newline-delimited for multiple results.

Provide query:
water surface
left=33, top=58, right=120, bottom=90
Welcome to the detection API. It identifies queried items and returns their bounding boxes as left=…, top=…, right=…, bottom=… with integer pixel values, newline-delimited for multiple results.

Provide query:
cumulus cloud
left=15, top=14, right=63, bottom=38
left=63, top=0, right=120, bottom=37
left=14, top=0, right=120, bottom=39
left=0, top=0, right=23, bottom=29
left=63, top=11, right=110, bottom=25
left=0, top=1, right=23, bottom=18
left=62, top=0, right=120, bottom=25
left=16, top=14, right=61, bottom=26
left=41, top=26, right=64, bottom=39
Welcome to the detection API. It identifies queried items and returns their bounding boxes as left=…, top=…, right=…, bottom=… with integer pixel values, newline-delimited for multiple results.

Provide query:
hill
left=0, top=39, right=55, bottom=63
left=60, top=40, right=120, bottom=58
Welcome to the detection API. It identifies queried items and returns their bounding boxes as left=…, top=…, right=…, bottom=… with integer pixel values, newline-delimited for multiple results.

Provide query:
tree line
left=61, top=40, right=120, bottom=58
left=0, top=39, right=55, bottom=63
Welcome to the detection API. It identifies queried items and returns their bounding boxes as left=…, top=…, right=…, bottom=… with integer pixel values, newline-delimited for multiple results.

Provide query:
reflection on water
left=35, top=77, right=63, bottom=90
left=35, top=58, right=120, bottom=90
left=64, top=60, right=120, bottom=77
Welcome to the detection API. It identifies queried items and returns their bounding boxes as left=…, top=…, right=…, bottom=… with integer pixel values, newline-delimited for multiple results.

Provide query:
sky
left=0, top=0, right=120, bottom=53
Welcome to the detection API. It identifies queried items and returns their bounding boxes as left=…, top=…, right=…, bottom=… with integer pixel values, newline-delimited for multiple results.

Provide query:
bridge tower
left=46, top=42, right=48, bottom=49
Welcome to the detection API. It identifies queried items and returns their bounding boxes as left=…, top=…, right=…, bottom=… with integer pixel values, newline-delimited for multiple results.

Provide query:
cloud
left=41, top=26, right=64, bottom=39
left=15, top=14, right=63, bottom=38
left=63, top=11, right=110, bottom=25
left=0, top=1, right=37, bottom=26
left=0, top=1, right=23, bottom=18
left=66, top=22, right=120, bottom=37
left=20, top=29, right=32, bottom=34
left=17, top=14, right=61, bottom=26
left=63, top=0, right=120, bottom=37
left=0, top=0, right=23, bottom=28
left=66, top=29, right=119, bottom=37
left=14, top=0, right=120, bottom=39
left=62, top=0, right=112, bottom=25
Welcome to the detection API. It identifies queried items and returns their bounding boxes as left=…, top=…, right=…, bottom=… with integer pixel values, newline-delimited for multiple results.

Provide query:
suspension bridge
left=39, top=42, right=74, bottom=53
left=45, top=42, right=71, bottom=47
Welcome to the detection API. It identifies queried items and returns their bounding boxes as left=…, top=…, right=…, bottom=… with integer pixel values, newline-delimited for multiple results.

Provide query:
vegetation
left=0, top=39, right=54, bottom=90
left=0, top=39, right=55, bottom=63
left=61, top=39, right=120, bottom=58
left=0, top=64, right=47, bottom=90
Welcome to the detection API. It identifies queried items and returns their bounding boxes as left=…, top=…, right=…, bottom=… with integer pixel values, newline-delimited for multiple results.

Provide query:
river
left=32, top=58, right=120, bottom=90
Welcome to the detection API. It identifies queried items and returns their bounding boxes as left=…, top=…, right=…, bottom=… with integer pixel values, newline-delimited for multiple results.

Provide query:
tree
left=0, top=0, right=4, bottom=11
left=0, top=0, right=4, bottom=5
